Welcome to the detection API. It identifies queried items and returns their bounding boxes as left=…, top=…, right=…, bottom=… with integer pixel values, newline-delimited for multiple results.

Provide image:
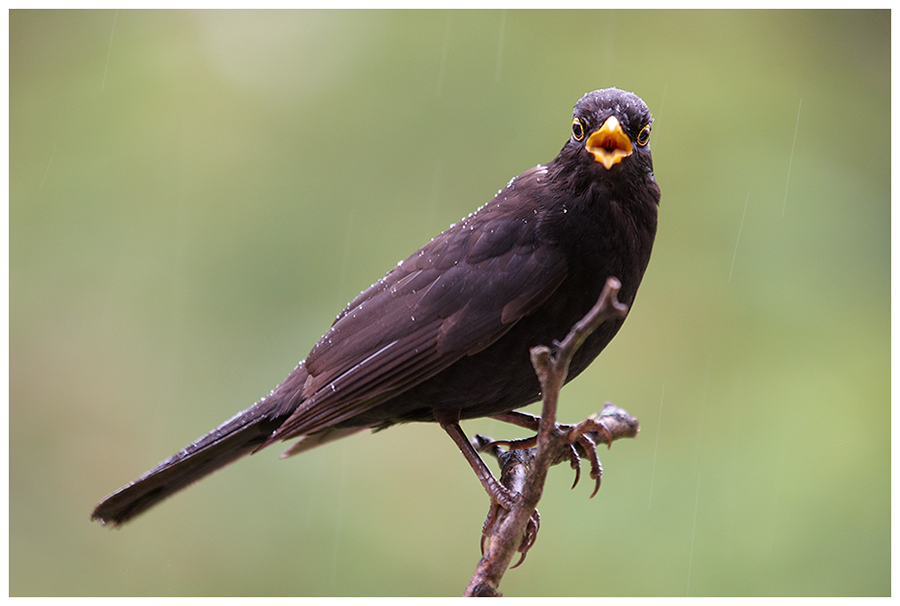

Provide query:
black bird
left=92, top=88, right=660, bottom=527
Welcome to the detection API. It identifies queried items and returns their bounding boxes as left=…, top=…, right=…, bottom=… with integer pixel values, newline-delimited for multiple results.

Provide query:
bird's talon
left=510, top=509, right=541, bottom=568
left=480, top=493, right=540, bottom=566
left=571, top=433, right=603, bottom=498
left=480, top=501, right=502, bottom=554
left=567, top=444, right=582, bottom=489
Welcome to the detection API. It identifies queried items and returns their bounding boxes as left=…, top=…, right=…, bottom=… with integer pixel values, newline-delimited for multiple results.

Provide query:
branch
left=463, top=277, right=639, bottom=597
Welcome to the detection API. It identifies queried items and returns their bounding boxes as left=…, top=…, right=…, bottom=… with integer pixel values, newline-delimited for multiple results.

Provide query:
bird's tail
left=91, top=400, right=287, bottom=527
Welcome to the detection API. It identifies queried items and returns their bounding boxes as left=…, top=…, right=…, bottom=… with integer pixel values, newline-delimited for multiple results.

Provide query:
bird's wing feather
left=267, top=199, right=567, bottom=442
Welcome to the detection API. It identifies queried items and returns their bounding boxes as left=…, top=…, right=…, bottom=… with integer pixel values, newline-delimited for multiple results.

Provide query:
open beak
left=585, top=116, right=633, bottom=170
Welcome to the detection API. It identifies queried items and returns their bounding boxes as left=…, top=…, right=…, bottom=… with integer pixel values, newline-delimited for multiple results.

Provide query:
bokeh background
left=10, top=10, right=889, bottom=597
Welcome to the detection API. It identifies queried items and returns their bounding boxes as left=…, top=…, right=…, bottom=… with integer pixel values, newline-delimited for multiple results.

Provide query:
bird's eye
left=572, top=118, right=585, bottom=141
left=636, top=124, right=651, bottom=146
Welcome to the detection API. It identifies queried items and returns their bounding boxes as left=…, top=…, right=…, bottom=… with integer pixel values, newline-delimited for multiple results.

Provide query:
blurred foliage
left=10, top=9, right=889, bottom=596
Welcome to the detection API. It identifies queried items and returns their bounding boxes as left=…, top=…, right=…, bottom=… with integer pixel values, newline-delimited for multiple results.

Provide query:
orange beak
left=585, top=116, right=633, bottom=169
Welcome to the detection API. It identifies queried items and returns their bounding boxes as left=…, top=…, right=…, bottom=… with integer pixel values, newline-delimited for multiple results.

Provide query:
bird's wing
left=267, top=200, right=568, bottom=443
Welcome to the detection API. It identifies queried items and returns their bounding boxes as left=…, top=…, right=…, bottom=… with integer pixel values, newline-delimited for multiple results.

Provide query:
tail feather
left=91, top=401, right=285, bottom=527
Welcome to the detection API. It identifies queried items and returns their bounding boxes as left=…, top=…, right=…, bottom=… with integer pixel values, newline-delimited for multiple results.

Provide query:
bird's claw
left=490, top=410, right=615, bottom=499
left=562, top=415, right=614, bottom=497
left=476, top=409, right=622, bottom=565
left=480, top=490, right=541, bottom=568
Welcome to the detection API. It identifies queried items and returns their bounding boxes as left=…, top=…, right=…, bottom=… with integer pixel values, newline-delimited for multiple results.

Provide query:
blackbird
left=92, top=87, right=660, bottom=527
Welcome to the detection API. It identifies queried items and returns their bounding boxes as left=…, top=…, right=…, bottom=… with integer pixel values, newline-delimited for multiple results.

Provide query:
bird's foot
left=488, top=409, right=618, bottom=499
left=441, top=421, right=541, bottom=565
left=479, top=485, right=541, bottom=569
left=468, top=439, right=542, bottom=567
left=562, top=414, right=615, bottom=497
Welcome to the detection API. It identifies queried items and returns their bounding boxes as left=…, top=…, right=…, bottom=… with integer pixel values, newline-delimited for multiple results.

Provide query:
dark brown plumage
left=92, top=88, right=660, bottom=526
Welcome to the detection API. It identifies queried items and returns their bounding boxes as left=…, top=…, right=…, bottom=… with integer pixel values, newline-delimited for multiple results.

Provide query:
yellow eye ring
left=636, top=124, right=651, bottom=146
left=572, top=118, right=585, bottom=141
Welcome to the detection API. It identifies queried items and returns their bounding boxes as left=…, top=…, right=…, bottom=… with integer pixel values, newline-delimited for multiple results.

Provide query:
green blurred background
left=10, top=10, right=889, bottom=596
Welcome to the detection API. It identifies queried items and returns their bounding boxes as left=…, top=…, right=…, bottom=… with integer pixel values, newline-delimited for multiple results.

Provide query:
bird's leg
left=441, top=421, right=516, bottom=509
left=440, top=420, right=540, bottom=557
left=491, top=410, right=541, bottom=432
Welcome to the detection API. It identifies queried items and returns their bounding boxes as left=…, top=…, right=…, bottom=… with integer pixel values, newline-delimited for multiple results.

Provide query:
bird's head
left=555, top=88, right=655, bottom=188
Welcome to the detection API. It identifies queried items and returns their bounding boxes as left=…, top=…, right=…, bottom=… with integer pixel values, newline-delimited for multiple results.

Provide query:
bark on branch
left=463, top=277, right=640, bottom=597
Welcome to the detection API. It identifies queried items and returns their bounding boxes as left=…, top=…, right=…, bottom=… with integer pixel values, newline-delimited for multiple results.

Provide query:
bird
left=91, top=87, right=660, bottom=527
